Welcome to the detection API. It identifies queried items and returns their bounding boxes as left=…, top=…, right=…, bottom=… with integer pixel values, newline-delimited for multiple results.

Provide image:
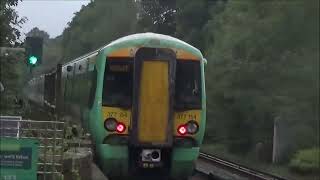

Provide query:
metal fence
left=0, top=116, right=65, bottom=180
left=0, top=116, right=21, bottom=138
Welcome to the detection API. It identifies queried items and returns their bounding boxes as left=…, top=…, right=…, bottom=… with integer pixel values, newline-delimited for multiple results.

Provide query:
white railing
left=0, top=116, right=65, bottom=180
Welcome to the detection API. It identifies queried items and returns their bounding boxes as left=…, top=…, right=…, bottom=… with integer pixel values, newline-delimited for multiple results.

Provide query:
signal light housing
left=25, top=36, right=43, bottom=66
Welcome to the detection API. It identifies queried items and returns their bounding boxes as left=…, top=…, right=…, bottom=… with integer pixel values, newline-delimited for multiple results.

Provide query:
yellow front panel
left=175, top=49, right=200, bottom=60
left=108, top=48, right=131, bottom=57
left=102, top=106, right=131, bottom=134
left=174, top=110, right=201, bottom=137
left=138, top=61, right=169, bottom=143
left=108, top=47, right=137, bottom=58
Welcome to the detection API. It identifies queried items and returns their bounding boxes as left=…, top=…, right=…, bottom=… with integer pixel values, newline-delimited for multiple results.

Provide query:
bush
left=289, top=148, right=320, bottom=174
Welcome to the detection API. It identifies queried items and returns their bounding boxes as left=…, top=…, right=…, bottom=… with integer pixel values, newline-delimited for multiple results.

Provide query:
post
left=55, top=64, right=63, bottom=119
left=272, top=116, right=280, bottom=163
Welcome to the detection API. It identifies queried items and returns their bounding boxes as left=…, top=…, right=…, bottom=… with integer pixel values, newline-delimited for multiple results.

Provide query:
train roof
left=102, top=32, right=203, bottom=58
left=65, top=32, right=204, bottom=65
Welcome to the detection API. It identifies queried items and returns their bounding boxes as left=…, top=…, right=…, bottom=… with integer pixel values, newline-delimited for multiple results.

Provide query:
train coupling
left=141, top=149, right=161, bottom=162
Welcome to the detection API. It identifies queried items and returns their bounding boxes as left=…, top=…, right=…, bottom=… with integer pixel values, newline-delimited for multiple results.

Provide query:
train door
left=132, top=48, right=176, bottom=146
left=129, top=48, right=176, bottom=176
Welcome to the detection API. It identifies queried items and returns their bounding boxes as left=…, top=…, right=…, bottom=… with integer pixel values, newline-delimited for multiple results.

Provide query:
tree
left=0, top=0, right=26, bottom=46
left=26, top=27, right=50, bottom=43
left=175, top=0, right=211, bottom=50
left=0, top=51, right=28, bottom=115
left=0, top=0, right=28, bottom=115
left=61, top=0, right=138, bottom=61
left=204, top=0, right=319, bottom=157
left=137, top=0, right=176, bottom=35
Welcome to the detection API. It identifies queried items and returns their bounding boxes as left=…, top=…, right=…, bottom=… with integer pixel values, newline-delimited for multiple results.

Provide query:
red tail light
left=116, top=122, right=126, bottom=133
left=177, top=125, right=187, bottom=135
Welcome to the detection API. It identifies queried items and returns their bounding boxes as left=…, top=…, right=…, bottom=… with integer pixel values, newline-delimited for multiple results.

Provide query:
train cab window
left=102, top=58, right=133, bottom=108
left=175, top=60, right=202, bottom=110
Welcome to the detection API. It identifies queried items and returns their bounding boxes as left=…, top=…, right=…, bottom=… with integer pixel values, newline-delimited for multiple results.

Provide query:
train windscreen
left=175, top=60, right=202, bottom=110
left=102, top=58, right=133, bottom=108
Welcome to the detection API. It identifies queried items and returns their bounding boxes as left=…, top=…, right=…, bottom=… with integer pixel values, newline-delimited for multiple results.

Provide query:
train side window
left=175, top=60, right=202, bottom=110
left=88, top=67, right=97, bottom=108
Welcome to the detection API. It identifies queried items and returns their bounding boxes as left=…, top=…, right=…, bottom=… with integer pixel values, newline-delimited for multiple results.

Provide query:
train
left=25, top=33, right=207, bottom=179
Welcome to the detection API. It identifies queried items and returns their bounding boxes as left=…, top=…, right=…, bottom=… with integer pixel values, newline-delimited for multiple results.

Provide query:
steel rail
left=199, top=152, right=288, bottom=180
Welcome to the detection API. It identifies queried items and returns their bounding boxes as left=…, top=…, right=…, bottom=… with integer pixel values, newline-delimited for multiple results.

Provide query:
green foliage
left=0, top=0, right=26, bottom=46
left=175, top=0, right=212, bottom=51
left=204, top=0, right=319, bottom=157
left=0, top=0, right=28, bottom=115
left=61, top=0, right=138, bottom=61
left=137, top=0, right=176, bottom=35
left=289, top=148, right=320, bottom=174
left=0, top=52, right=28, bottom=115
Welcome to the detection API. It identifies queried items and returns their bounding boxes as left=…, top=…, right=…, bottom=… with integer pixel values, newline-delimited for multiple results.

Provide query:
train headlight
left=104, top=118, right=117, bottom=131
left=186, top=121, right=199, bottom=134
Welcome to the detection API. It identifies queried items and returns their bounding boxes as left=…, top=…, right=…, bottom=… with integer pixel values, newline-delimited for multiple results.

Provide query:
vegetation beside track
left=201, top=144, right=319, bottom=180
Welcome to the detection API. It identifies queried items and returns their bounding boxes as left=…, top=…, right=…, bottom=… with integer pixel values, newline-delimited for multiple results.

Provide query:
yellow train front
left=88, top=33, right=206, bottom=179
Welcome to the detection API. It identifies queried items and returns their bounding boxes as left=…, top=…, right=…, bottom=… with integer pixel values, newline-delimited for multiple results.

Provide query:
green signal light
left=29, top=56, right=38, bottom=65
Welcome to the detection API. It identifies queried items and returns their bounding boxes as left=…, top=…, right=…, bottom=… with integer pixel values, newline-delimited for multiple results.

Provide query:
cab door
left=132, top=48, right=176, bottom=146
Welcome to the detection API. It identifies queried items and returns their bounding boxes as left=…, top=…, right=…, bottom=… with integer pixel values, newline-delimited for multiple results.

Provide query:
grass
left=289, top=148, right=320, bottom=174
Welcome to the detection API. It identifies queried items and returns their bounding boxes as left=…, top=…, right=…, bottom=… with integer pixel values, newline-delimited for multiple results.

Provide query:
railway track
left=197, top=152, right=288, bottom=180
left=48, top=139, right=288, bottom=180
